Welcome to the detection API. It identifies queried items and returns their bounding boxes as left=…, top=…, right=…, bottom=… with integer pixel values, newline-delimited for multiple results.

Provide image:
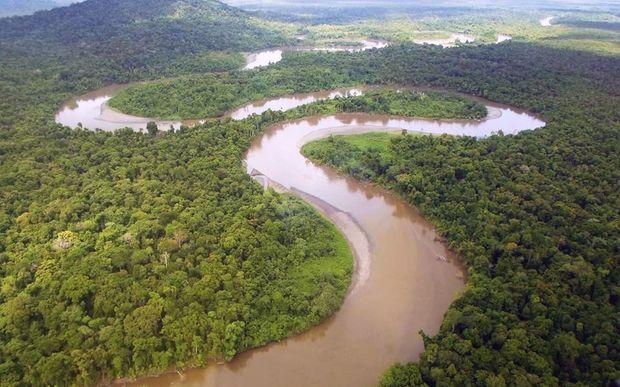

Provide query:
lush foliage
left=303, top=131, right=396, bottom=155
left=301, top=46, right=620, bottom=385
left=0, top=0, right=57, bottom=17
left=0, top=2, right=358, bottom=384
left=106, top=39, right=620, bottom=124
left=277, top=5, right=620, bottom=55
left=329, top=90, right=487, bottom=119
left=110, top=85, right=487, bottom=120
left=307, top=127, right=620, bottom=385
left=107, top=66, right=358, bottom=119
left=1, top=0, right=620, bottom=384
left=0, top=0, right=291, bottom=118
left=0, top=114, right=354, bottom=384
left=0, top=0, right=289, bottom=66
left=0, top=51, right=489, bottom=385
left=107, top=41, right=620, bottom=384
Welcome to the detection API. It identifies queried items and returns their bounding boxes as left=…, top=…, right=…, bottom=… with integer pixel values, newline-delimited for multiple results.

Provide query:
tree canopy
left=301, top=45, right=620, bottom=386
left=0, top=0, right=618, bottom=383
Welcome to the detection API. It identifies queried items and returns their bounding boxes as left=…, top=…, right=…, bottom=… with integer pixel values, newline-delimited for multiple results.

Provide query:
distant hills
left=0, top=0, right=287, bottom=78
left=0, top=0, right=82, bottom=17
left=0, top=0, right=56, bottom=17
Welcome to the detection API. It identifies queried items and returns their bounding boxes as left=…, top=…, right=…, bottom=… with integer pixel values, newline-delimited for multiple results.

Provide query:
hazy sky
left=224, top=0, right=619, bottom=6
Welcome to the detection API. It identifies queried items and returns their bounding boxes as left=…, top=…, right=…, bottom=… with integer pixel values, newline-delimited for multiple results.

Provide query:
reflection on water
left=310, top=39, right=390, bottom=52
left=244, top=49, right=283, bottom=70
left=299, top=108, right=544, bottom=141
left=540, top=16, right=555, bottom=27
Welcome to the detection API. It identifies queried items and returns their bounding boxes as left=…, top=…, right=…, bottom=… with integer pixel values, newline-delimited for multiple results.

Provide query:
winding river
left=244, top=40, right=390, bottom=70
left=56, top=86, right=544, bottom=386
left=54, top=84, right=197, bottom=132
left=244, top=33, right=512, bottom=70
left=55, top=86, right=365, bottom=132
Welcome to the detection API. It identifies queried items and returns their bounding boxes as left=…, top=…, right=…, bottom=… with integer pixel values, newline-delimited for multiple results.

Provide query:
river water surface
left=55, top=83, right=545, bottom=387
left=540, top=16, right=555, bottom=27
left=54, top=84, right=197, bottom=132
left=55, top=87, right=366, bottom=131
left=244, top=32, right=510, bottom=70
left=244, top=39, right=390, bottom=70
left=99, top=92, right=545, bottom=386
left=412, top=32, right=475, bottom=47
left=226, top=88, right=363, bottom=120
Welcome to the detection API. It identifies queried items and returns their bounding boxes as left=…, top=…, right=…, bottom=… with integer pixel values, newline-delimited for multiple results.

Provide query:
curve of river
left=244, top=39, right=390, bottom=70
left=54, top=84, right=196, bottom=132
left=56, top=87, right=545, bottom=386
left=245, top=33, right=511, bottom=70
left=54, top=35, right=517, bottom=132
left=55, top=85, right=368, bottom=132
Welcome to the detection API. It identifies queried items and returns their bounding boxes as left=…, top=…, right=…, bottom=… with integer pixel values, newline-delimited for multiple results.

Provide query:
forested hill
left=0, top=0, right=287, bottom=73
left=0, top=0, right=289, bottom=127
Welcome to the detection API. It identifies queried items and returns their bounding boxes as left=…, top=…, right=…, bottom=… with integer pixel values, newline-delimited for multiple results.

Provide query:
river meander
left=56, top=86, right=544, bottom=386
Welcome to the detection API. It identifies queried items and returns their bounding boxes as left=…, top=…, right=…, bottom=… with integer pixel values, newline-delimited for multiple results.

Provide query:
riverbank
left=56, top=86, right=494, bottom=131
left=114, top=91, right=543, bottom=385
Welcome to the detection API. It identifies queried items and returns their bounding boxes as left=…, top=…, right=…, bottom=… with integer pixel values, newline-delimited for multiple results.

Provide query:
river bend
left=114, top=95, right=543, bottom=386
left=55, top=85, right=544, bottom=386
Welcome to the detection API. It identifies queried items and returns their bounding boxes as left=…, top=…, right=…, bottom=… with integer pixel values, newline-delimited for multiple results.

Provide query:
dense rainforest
left=110, top=87, right=487, bottom=121
left=0, top=0, right=353, bottom=384
left=1, top=118, right=356, bottom=384
left=1, top=0, right=619, bottom=385
left=298, top=48, right=620, bottom=384
left=305, top=126, right=620, bottom=385
left=323, top=90, right=488, bottom=120
left=0, top=0, right=290, bottom=127
left=0, top=0, right=289, bottom=61
left=102, top=40, right=619, bottom=384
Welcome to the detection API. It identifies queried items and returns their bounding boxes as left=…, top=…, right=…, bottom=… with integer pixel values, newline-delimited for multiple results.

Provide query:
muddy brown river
left=55, top=86, right=365, bottom=131
left=54, top=84, right=198, bottom=132
left=56, top=87, right=544, bottom=386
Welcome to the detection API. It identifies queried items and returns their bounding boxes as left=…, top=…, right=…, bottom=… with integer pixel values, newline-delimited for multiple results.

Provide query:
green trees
left=0, top=0, right=290, bottom=77
left=107, top=67, right=363, bottom=120
left=304, top=107, right=619, bottom=385
left=110, top=82, right=487, bottom=121
left=332, top=90, right=488, bottom=119
left=0, top=118, right=354, bottom=384
left=0, top=0, right=618, bottom=382
left=146, top=121, right=158, bottom=135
